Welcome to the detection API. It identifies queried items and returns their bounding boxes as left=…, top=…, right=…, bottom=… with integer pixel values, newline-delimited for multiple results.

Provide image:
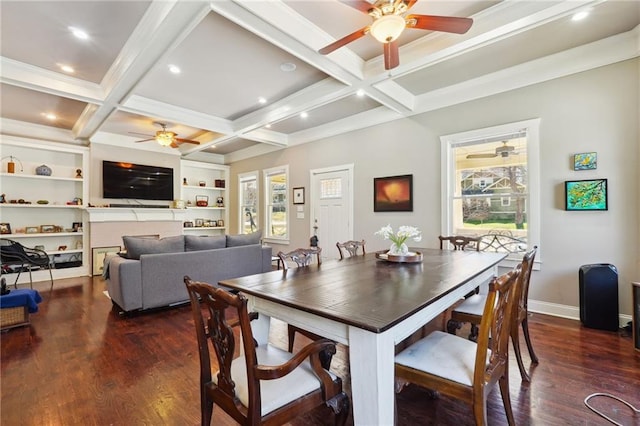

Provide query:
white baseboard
left=529, top=299, right=632, bottom=328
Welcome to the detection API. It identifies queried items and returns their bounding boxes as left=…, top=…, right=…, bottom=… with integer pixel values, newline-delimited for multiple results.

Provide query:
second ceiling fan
left=318, top=0, right=473, bottom=70
left=131, top=122, right=200, bottom=149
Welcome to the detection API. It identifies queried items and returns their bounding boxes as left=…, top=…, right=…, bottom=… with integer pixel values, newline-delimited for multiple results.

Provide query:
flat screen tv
left=565, top=178, right=608, bottom=211
left=102, top=161, right=174, bottom=201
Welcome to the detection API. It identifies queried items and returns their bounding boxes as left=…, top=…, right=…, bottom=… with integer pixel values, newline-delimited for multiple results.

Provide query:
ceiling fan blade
left=318, top=26, right=369, bottom=55
left=467, top=153, right=498, bottom=159
left=175, top=138, right=200, bottom=145
left=128, top=131, right=154, bottom=137
left=384, top=41, right=400, bottom=70
left=134, top=138, right=155, bottom=143
left=340, top=0, right=374, bottom=14
left=170, top=142, right=179, bottom=148
left=403, top=0, right=419, bottom=11
left=406, top=14, right=473, bottom=34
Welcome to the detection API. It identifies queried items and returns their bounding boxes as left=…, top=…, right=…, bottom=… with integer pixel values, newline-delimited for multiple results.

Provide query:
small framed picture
left=40, top=224, right=56, bottom=233
left=573, top=152, right=597, bottom=171
left=195, top=218, right=204, bottom=227
left=25, top=226, right=39, bottom=234
left=217, top=219, right=225, bottom=227
left=183, top=221, right=194, bottom=228
left=72, top=222, right=82, bottom=232
left=293, top=187, right=305, bottom=205
left=0, top=223, right=11, bottom=234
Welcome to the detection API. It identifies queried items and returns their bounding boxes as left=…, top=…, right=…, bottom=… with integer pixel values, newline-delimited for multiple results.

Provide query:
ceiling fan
left=318, top=0, right=473, bottom=70
left=466, top=141, right=518, bottom=159
left=131, top=122, right=200, bottom=148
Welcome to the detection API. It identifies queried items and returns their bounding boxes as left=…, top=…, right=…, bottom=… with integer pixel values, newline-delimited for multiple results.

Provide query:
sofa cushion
left=185, top=235, right=226, bottom=251
left=226, top=230, right=262, bottom=247
left=122, top=235, right=185, bottom=260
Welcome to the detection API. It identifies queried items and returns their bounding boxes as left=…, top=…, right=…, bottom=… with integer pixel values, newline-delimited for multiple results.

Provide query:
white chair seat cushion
left=454, top=294, right=487, bottom=316
left=213, top=344, right=336, bottom=416
left=395, top=330, right=488, bottom=386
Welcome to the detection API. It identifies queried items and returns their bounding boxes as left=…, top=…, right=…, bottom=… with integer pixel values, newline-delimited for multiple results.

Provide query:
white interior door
left=310, top=165, right=353, bottom=260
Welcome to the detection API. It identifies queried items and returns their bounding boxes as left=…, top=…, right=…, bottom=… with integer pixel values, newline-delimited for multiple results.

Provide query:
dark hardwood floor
left=2, top=276, right=639, bottom=426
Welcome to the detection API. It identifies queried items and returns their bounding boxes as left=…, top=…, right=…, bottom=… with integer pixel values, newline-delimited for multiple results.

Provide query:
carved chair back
left=336, top=240, right=366, bottom=260
left=277, top=247, right=322, bottom=270
left=438, top=235, right=481, bottom=251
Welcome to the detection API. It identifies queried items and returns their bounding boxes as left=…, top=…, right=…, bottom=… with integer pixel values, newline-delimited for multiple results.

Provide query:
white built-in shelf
left=49, top=249, right=83, bottom=255
left=0, top=204, right=84, bottom=209
left=6, top=232, right=84, bottom=238
left=0, top=172, right=83, bottom=182
left=183, top=227, right=225, bottom=231
left=183, top=185, right=225, bottom=191
left=185, top=206, right=225, bottom=210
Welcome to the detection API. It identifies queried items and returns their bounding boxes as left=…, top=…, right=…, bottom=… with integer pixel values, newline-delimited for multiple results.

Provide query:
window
left=441, top=119, right=540, bottom=264
left=238, top=171, right=258, bottom=234
left=320, top=177, right=342, bottom=199
left=263, top=165, right=289, bottom=241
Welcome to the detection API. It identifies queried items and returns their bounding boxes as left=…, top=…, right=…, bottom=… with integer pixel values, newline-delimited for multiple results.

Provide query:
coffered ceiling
left=1, top=1, right=638, bottom=163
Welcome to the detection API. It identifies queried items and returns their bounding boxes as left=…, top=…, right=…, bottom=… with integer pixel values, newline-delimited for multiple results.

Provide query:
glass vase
left=389, top=242, right=409, bottom=256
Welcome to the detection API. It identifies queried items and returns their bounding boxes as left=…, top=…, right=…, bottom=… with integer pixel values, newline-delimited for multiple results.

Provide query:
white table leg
left=348, top=326, right=395, bottom=426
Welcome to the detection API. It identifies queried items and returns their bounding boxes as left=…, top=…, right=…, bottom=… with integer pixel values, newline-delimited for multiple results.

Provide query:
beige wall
left=229, top=58, right=640, bottom=317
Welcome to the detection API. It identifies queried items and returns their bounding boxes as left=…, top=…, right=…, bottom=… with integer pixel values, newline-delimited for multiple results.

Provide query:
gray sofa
left=106, top=232, right=271, bottom=313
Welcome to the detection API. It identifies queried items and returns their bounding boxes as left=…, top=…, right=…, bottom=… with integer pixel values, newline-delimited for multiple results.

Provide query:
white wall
left=229, top=58, right=639, bottom=317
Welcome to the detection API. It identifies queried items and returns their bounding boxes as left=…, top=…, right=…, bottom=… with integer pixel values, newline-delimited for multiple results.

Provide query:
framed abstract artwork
left=374, top=174, right=413, bottom=212
left=573, top=152, right=597, bottom=170
left=565, top=178, right=608, bottom=211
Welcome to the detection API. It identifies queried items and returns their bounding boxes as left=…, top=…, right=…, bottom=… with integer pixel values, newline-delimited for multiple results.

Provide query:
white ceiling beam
left=0, top=57, right=104, bottom=103
left=74, top=1, right=211, bottom=140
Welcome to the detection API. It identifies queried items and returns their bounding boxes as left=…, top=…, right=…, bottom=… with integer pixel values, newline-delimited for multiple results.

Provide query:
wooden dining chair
left=277, top=247, right=322, bottom=271
left=336, top=240, right=365, bottom=260
left=277, top=248, right=333, bottom=367
left=438, top=235, right=481, bottom=251
left=446, top=246, right=539, bottom=381
left=183, top=276, right=350, bottom=426
left=395, top=266, right=522, bottom=426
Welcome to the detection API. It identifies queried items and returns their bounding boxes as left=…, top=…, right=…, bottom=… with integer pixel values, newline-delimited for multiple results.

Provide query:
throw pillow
left=184, top=235, right=226, bottom=251
left=226, top=230, right=262, bottom=247
left=122, top=235, right=185, bottom=260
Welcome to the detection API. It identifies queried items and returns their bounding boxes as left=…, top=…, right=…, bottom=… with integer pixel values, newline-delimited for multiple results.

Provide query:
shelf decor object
left=35, top=164, right=52, bottom=176
left=196, top=195, right=209, bottom=207
left=0, top=223, right=11, bottom=234
left=2, top=156, right=23, bottom=174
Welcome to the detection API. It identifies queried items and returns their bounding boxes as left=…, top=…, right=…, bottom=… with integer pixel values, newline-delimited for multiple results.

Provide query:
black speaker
left=579, top=264, right=619, bottom=331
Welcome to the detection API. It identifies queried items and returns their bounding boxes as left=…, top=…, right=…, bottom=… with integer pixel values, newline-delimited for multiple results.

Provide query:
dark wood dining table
left=219, top=248, right=506, bottom=426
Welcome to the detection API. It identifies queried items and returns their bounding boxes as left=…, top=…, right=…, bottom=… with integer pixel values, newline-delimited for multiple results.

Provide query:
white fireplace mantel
left=85, top=207, right=187, bottom=222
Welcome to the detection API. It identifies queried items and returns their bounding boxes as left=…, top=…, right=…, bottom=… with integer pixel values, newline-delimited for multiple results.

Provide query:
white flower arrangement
left=375, top=224, right=422, bottom=255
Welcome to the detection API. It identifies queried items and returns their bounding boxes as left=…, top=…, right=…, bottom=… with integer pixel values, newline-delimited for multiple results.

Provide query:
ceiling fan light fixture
left=156, top=131, right=175, bottom=146
left=370, top=14, right=406, bottom=43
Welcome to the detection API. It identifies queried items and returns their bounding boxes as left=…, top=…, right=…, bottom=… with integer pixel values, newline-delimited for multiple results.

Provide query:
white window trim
left=440, top=118, right=541, bottom=269
left=238, top=170, right=259, bottom=234
left=263, top=165, right=289, bottom=244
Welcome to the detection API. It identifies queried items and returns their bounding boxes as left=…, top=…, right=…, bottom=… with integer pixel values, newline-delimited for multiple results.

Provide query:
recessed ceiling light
left=42, top=113, right=57, bottom=121
left=300, top=112, right=308, bottom=119
left=571, top=10, right=590, bottom=21
left=258, top=97, right=267, bottom=104
left=168, top=64, right=181, bottom=74
left=58, top=64, right=75, bottom=73
left=68, top=26, right=89, bottom=40
left=356, top=89, right=365, bottom=97
left=280, top=62, right=296, bottom=72
left=265, top=123, right=272, bottom=128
